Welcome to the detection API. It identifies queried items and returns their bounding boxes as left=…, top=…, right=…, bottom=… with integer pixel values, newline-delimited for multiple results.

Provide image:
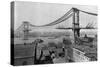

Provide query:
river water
left=14, top=29, right=97, bottom=44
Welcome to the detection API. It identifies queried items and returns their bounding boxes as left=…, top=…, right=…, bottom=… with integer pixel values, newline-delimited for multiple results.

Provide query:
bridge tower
left=23, top=21, right=30, bottom=40
left=72, top=8, right=80, bottom=37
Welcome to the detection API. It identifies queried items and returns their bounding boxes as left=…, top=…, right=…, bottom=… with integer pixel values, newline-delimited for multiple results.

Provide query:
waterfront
left=13, top=30, right=97, bottom=65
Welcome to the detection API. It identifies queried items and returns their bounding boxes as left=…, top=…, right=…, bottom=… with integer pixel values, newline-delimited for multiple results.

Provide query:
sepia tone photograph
left=11, top=1, right=97, bottom=66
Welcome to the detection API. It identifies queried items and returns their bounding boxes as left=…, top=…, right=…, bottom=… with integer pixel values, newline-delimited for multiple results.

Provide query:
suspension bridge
left=15, top=7, right=97, bottom=40
left=14, top=7, right=97, bottom=65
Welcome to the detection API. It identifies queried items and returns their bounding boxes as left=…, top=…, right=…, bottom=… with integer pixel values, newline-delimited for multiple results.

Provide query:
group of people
left=33, top=39, right=67, bottom=64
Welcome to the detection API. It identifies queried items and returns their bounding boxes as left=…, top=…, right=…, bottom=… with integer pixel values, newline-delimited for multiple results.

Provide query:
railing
left=72, top=48, right=90, bottom=62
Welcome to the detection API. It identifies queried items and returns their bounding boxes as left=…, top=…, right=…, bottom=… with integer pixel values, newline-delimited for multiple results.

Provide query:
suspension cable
left=29, top=8, right=73, bottom=27
left=79, top=9, right=97, bottom=16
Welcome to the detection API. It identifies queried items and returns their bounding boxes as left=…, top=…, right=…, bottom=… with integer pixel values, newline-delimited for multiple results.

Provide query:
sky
left=14, top=1, right=97, bottom=31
